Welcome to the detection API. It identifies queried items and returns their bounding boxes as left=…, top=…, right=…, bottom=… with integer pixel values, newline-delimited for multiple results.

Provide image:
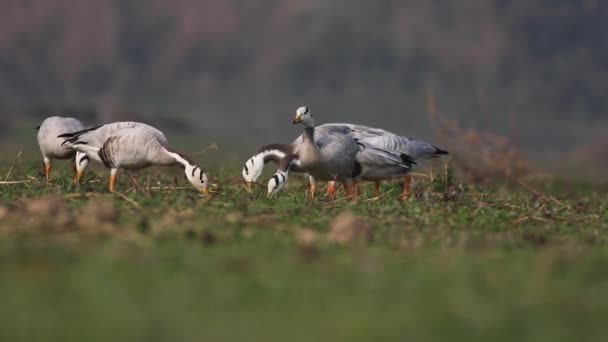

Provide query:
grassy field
left=1, top=160, right=607, bottom=342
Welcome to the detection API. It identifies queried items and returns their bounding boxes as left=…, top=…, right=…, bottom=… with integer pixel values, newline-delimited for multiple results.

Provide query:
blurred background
left=0, top=0, right=606, bottom=180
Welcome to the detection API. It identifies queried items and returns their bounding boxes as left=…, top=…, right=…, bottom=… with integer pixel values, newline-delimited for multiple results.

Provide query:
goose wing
left=355, top=141, right=415, bottom=170
left=59, top=121, right=168, bottom=148
left=361, top=135, right=448, bottom=160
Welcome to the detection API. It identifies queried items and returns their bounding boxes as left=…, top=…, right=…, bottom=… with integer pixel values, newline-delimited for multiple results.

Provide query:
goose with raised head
left=268, top=108, right=417, bottom=200
left=59, top=122, right=208, bottom=194
left=290, top=106, right=362, bottom=199
left=37, top=116, right=89, bottom=183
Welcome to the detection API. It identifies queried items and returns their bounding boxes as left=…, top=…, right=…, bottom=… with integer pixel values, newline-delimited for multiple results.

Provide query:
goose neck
left=303, top=127, right=315, bottom=142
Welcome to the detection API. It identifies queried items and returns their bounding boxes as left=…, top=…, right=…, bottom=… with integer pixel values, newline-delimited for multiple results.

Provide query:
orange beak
left=292, top=114, right=302, bottom=124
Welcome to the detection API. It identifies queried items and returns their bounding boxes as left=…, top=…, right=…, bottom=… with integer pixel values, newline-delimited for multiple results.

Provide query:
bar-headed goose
left=59, top=122, right=209, bottom=194
left=279, top=106, right=416, bottom=201
left=37, top=116, right=88, bottom=182
left=290, top=106, right=362, bottom=199
left=268, top=108, right=417, bottom=200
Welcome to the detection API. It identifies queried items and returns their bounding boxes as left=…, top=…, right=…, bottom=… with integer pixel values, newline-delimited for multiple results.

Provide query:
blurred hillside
left=0, top=0, right=606, bottom=171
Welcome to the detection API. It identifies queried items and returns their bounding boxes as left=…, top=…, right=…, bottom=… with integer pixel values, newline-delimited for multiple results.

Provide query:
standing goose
left=59, top=122, right=209, bottom=194
left=283, top=106, right=416, bottom=200
left=268, top=108, right=417, bottom=199
left=290, top=106, right=361, bottom=199
left=37, top=116, right=88, bottom=183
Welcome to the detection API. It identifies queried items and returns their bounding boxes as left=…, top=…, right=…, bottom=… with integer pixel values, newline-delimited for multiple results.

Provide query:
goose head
left=292, top=106, right=314, bottom=128
left=184, top=164, right=209, bottom=195
left=242, top=154, right=265, bottom=191
left=267, top=170, right=288, bottom=198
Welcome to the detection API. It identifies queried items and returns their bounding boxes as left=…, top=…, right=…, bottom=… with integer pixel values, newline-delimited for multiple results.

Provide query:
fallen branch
left=0, top=180, right=31, bottom=185
left=113, top=191, right=142, bottom=210
left=514, top=178, right=569, bottom=209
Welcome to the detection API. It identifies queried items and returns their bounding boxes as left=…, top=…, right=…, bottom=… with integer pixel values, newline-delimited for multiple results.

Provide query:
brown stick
left=4, top=150, right=23, bottom=181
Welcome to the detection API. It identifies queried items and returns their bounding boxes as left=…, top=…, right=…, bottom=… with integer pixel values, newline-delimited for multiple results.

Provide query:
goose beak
left=201, top=188, right=210, bottom=195
left=245, top=182, right=253, bottom=193
left=292, top=114, right=302, bottom=124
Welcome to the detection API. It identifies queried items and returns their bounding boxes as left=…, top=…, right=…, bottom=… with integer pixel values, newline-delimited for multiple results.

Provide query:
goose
left=37, top=116, right=89, bottom=183
left=244, top=118, right=447, bottom=199
left=274, top=106, right=415, bottom=201
left=59, top=122, right=209, bottom=194
left=268, top=108, right=417, bottom=199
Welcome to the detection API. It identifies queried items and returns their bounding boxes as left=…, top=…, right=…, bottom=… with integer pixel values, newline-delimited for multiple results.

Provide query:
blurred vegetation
left=1, top=161, right=608, bottom=341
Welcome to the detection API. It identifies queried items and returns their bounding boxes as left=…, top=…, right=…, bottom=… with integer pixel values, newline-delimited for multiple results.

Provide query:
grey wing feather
left=64, top=122, right=168, bottom=147
left=356, top=143, right=412, bottom=169
left=361, top=135, right=445, bottom=160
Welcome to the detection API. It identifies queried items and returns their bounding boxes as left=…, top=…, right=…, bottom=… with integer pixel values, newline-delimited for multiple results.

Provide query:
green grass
left=1, top=160, right=608, bottom=342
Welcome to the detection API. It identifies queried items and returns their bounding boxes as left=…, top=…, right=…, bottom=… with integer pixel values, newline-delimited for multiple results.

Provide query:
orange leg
left=344, top=181, right=358, bottom=202
left=310, top=182, right=317, bottom=200
left=328, top=181, right=337, bottom=200
left=109, top=169, right=118, bottom=193
left=44, top=160, right=52, bottom=182
left=75, top=170, right=85, bottom=183
left=342, top=182, right=359, bottom=198
left=402, top=175, right=412, bottom=201
left=71, top=163, right=78, bottom=183
left=374, top=181, right=381, bottom=197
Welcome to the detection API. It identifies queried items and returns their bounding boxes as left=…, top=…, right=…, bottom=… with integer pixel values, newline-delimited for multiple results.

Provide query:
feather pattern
left=59, top=121, right=168, bottom=164
left=60, top=121, right=209, bottom=193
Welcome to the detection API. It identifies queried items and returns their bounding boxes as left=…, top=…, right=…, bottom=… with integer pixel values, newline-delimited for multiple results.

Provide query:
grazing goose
left=59, top=122, right=209, bottom=194
left=267, top=154, right=296, bottom=198
left=37, top=116, right=88, bottom=183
